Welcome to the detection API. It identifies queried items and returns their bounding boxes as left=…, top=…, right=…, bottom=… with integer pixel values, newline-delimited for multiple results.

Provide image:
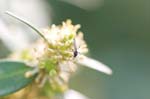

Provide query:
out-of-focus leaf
left=0, top=60, right=34, bottom=96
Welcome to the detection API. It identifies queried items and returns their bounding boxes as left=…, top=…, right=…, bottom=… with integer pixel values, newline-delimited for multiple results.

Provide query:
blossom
left=6, top=11, right=112, bottom=95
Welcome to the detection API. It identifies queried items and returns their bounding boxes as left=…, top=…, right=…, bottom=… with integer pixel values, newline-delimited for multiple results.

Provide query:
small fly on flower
left=73, top=38, right=78, bottom=58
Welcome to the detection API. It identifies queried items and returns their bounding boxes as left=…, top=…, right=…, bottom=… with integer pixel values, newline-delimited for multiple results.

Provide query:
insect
left=73, top=38, right=79, bottom=57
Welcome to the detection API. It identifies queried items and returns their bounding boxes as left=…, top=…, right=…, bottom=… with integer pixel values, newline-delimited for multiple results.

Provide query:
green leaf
left=0, top=60, right=34, bottom=97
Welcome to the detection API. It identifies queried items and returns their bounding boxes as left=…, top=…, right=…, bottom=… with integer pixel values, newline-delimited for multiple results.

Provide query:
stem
left=5, top=11, right=49, bottom=44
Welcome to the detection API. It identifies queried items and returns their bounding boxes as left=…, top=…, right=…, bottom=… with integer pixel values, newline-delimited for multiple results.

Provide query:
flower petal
left=64, top=89, right=89, bottom=99
left=76, top=56, right=112, bottom=75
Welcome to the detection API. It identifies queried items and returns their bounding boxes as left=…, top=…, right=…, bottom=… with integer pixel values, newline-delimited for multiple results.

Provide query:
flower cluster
left=10, top=20, right=89, bottom=92
left=6, top=11, right=112, bottom=94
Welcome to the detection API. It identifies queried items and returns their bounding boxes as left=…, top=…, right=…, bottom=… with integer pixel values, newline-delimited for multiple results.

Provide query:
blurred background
left=0, top=0, right=150, bottom=99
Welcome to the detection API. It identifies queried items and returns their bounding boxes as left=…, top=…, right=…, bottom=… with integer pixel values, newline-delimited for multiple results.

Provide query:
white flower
left=5, top=11, right=112, bottom=97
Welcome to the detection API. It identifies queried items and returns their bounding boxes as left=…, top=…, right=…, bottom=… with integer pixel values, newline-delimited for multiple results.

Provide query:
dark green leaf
left=0, top=60, right=34, bottom=96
